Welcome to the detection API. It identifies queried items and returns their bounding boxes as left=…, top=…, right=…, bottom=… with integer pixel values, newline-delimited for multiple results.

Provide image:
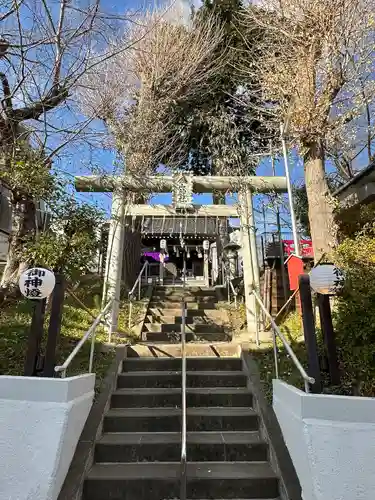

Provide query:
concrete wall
left=273, top=379, right=375, bottom=500
left=0, top=374, right=95, bottom=500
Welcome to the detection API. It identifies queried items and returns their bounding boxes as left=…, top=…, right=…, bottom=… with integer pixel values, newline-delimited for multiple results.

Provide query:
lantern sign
left=230, top=230, right=241, bottom=247
left=310, top=264, right=344, bottom=295
left=203, top=239, right=210, bottom=251
left=19, top=268, right=56, bottom=299
left=160, top=239, right=167, bottom=250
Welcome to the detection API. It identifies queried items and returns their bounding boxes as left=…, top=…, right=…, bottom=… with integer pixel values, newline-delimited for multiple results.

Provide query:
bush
left=334, top=222, right=375, bottom=396
left=24, top=201, right=104, bottom=281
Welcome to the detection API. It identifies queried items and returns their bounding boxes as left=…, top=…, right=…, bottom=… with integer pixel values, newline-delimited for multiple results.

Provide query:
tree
left=166, top=0, right=274, bottom=178
left=78, top=4, right=225, bottom=290
left=25, top=199, right=104, bottom=281
left=243, top=0, right=375, bottom=260
left=0, top=0, right=142, bottom=292
left=78, top=5, right=224, bottom=176
left=293, top=184, right=310, bottom=237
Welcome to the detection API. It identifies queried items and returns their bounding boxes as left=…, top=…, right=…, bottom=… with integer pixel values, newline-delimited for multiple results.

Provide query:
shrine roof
left=141, top=216, right=231, bottom=236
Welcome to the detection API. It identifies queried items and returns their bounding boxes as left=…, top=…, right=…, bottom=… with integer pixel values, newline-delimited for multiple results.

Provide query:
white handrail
left=228, top=279, right=238, bottom=308
left=55, top=299, right=113, bottom=378
left=129, top=261, right=149, bottom=298
left=128, top=261, right=149, bottom=328
left=251, top=288, right=315, bottom=393
left=223, top=265, right=238, bottom=308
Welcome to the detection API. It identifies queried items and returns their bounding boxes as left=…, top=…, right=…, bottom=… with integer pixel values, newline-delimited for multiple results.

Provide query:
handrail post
left=272, top=327, right=279, bottom=379
left=180, top=252, right=187, bottom=500
left=54, top=299, right=113, bottom=378
left=128, top=297, right=133, bottom=329
left=299, top=275, right=322, bottom=393
left=251, top=288, right=315, bottom=391
left=89, top=324, right=96, bottom=373
left=127, top=261, right=148, bottom=331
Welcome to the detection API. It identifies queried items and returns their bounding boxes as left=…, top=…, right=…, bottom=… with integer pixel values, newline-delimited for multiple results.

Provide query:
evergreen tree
left=163, top=0, right=273, bottom=176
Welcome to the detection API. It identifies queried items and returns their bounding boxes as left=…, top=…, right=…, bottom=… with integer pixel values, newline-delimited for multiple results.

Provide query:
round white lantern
left=309, top=264, right=344, bottom=295
left=160, top=239, right=167, bottom=250
left=19, top=268, right=56, bottom=299
left=203, top=240, right=210, bottom=251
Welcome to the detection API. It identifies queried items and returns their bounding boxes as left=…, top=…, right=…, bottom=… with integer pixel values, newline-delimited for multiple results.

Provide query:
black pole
left=317, top=294, right=340, bottom=386
left=43, top=274, right=65, bottom=377
left=24, top=298, right=47, bottom=376
left=299, top=274, right=322, bottom=393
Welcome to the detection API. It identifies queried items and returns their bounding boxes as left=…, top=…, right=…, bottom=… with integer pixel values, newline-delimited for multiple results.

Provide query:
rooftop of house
left=333, top=161, right=375, bottom=211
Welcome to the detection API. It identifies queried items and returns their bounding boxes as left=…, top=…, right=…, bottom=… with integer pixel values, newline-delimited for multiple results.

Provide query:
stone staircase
left=83, top=355, right=280, bottom=500
left=75, top=285, right=296, bottom=500
left=142, top=286, right=231, bottom=343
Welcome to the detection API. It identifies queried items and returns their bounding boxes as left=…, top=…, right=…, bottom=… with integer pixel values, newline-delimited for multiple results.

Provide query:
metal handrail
left=55, top=299, right=113, bottom=378
left=128, top=261, right=149, bottom=328
left=180, top=255, right=187, bottom=500
left=223, top=265, right=238, bottom=308
left=251, top=288, right=315, bottom=393
left=228, top=279, right=238, bottom=308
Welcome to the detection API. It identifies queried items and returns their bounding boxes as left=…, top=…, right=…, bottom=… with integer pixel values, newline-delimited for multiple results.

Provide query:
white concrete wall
left=0, top=374, right=95, bottom=500
left=273, top=379, right=375, bottom=500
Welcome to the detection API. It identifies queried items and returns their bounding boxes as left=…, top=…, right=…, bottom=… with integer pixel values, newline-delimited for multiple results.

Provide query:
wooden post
left=43, top=274, right=65, bottom=377
left=299, top=274, right=322, bottom=393
left=24, top=299, right=47, bottom=376
left=317, top=294, right=341, bottom=386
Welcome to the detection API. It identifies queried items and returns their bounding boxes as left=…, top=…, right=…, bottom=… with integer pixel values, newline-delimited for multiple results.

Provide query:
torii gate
left=75, top=174, right=288, bottom=340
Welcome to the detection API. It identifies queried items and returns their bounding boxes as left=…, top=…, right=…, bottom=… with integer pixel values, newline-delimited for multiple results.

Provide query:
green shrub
left=334, top=222, right=375, bottom=396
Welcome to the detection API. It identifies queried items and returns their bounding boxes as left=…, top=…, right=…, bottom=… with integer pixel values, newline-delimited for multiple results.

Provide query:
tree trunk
left=0, top=192, right=36, bottom=292
left=304, top=141, right=337, bottom=261
left=213, top=191, right=227, bottom=285
left=122, top=217, right=141, bottom=294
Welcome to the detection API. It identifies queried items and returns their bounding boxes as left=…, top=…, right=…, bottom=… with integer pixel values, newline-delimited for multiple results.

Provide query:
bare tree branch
left=0, top=0, right=24, bottom=22
left=78, top=4, right=225, bottom=178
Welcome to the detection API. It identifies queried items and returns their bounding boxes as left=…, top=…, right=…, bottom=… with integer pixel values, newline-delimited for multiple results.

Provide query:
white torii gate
left=75, top=174, right=288, bottom=340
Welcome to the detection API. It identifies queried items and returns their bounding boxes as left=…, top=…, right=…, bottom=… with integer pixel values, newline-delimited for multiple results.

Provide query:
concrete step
left=149, top=301, right=218, bottom=310
left=154, top=286, right=214, bottom=293
left=83, top=462, right=278, bottom=499
left=125, top=343, right=241, bottom=358
left=140, top=331, right=231, bottom=343
left=103, top=407, right=258, bottom=433
left=153, top=288, right=217, bottom=294
left=95, top=431, right=267, bottom=463
left=117, top=371, right=247, bottom=389
left=145, top=314, right=226, bottom=325
left=111, top=387, right=253, bottom=408
left=143, top=323, right=226, bottom=334
left=148, top=308, right=226, bottom=317
left=122, top=357, right=242, bottom=372
left=151, top=295, right=217, bottom=302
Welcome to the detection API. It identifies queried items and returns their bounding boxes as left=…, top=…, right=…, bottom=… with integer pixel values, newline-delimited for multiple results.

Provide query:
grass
left=250, top=312, right=308, bottom=402
left=0, top=278, right=144, bottom=395
left=225, top=302, right=309, bottom=402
